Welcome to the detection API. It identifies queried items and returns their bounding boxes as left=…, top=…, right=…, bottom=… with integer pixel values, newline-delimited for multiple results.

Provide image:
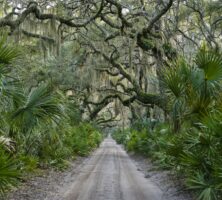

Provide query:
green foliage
left=113, top=49, right=222, bottom=200
left=162, top=43, right=177, bottom=57
left=126, top=129, right=151, bottom=155
left=140, top=37, right=155, bottom=50
left=0, top=35, right=20, bottom=65
left=0, top=146, right=20, bottom=196
left=114, top=118, right=222, bottom=199
left=0, top=35, right=103, bottom=195
left=69, top=123, right=103, bottom=156
left=112, top=129, right=130, bottom=145
left=196, top=47, right=222, bottom=81
left=17, top=155, right=39, bottom=172
left=137, top=33, right=157, bottom=51
left=162, top=58, right=189, bottom=98
left=131, top=118, right=159, bottom=131
left=162, top=49, right=222, bottom=131
left=11, top=84, right=64, bottom=133
left=186, top=172, right=218, bottom=200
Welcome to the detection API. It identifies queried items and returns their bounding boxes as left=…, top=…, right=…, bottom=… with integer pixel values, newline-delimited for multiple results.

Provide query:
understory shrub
left=112, top=129, right=130, bottom=145
left=0, top=145, right=20, bottom=196
left=112, top=47, right=222, bottom=200
left=0, top=122, right=103, bottom=195
left=113, top=119, right=222, bottom=200
left=0, top=35, right=104, bottom=197
left=66, top=123, right=103, bottom=156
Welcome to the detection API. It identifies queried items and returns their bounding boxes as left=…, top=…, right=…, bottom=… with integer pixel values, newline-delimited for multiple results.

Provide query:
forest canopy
left=0, top=0, right=221, bottom=124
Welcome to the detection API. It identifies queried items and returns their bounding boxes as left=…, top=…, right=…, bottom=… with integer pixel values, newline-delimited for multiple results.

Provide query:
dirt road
left=61, top=137, right=163, bottom=200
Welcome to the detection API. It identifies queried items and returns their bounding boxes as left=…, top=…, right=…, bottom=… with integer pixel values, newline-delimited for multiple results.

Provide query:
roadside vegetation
left=113, top=47, right=222, bottom=200
left=0, top=36, right=103, bottom=197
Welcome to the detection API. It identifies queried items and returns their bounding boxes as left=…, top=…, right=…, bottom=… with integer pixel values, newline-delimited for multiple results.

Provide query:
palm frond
left=196, top=49, right=222, bottom=81
left=0, top=35, right=20, bottom=65
left=186, top=172, right=218, bottom=200
left=11, top=84, right=64, bottom=132
left=0, top=146, right=20, bottom=196
left=162, top=58, right=190, bottom=98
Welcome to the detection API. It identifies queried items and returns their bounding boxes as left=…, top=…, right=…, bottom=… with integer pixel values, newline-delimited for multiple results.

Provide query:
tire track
left=60, top=137, right=163, bottom=200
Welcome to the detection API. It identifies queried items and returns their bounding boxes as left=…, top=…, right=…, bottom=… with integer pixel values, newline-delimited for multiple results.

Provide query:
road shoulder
left=129, top=153, right=194, bottom=200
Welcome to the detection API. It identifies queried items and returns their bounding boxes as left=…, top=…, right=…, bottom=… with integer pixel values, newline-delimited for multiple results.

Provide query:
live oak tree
left=0, top=0, right=221, bottom=124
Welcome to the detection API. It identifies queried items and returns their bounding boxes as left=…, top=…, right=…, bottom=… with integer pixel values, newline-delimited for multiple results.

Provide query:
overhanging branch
left=0, top=1, right=104, bottom=30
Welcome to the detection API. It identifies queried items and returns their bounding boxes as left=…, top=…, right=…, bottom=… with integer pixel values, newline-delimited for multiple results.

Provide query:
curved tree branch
left=0, top=1, right=104, bottom=30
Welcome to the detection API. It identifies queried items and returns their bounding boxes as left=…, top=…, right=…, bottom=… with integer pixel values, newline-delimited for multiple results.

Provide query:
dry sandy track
left=59, top=137, right=163, bottom=200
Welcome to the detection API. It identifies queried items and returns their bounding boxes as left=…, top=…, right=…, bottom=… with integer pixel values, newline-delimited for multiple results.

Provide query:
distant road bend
left=61, top=136, right=163, bottom=200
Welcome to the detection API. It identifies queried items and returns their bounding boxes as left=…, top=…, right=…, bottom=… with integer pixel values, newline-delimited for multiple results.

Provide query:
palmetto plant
left=0, top=35, right=21, bottom=196
left=0, top=30, right=104, bottom=196
left=196, top=47, right=222, bottom=82
left=0, top=34, right=21, bottom=99
left=0, top=34, right=22, bottom=133
left=162, top=47, right=222, bottom=131
left=11, top=84, right=64, bottom=134
left=162, top=58, right=190, bottom=131
left=0, top=35, right=20, bottom=66
left=187, top=171, right=218, bottom=200
left=0, top=145, right=20, bottom=197
left=156, top=47, right=222, bottom=200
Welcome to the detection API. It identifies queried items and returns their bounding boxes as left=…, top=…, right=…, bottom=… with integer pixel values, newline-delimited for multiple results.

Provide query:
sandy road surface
left=61, top=137, right=163, bottom=200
